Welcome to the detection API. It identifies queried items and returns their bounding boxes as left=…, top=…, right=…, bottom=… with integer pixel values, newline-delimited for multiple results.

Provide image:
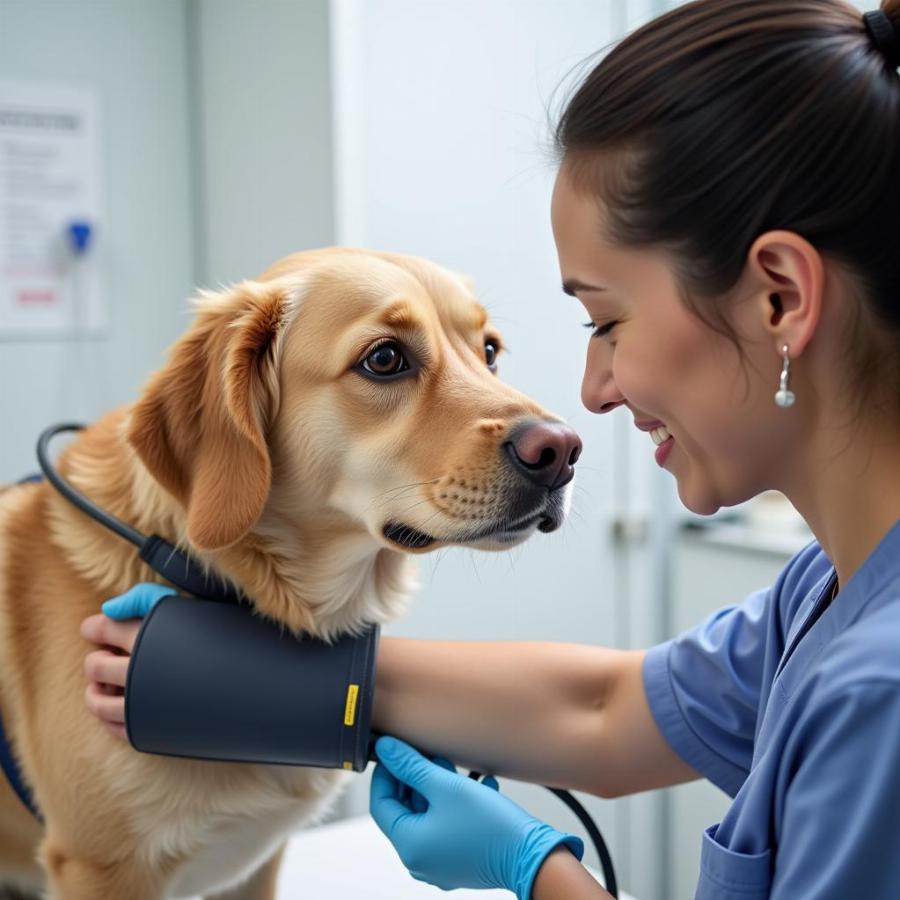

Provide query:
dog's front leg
left=40, top=838, right=168, bottom=900
left=203, top=844, right=285, bottom=900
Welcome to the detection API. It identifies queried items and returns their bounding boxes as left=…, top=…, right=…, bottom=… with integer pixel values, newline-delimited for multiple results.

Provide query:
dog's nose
left=505, top=421, right=582, bottom=490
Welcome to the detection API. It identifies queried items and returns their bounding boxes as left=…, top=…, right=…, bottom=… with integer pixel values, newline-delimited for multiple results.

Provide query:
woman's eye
left=361, top=341, right=410, bottom=377
left=583, top=320, right=617, bottom=339
left=484, top=340, right=498, bottom=371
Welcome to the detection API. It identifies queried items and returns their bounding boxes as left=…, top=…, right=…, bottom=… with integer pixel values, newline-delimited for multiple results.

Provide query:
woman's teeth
left=650, top=426, right=672, bottom=446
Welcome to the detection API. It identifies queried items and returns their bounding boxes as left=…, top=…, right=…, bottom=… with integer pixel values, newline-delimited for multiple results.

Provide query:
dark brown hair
left=554, top=0, right=900, bottom=404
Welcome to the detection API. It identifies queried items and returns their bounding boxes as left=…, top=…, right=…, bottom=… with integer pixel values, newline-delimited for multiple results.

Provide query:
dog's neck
left=218, top=513, right=417, bottom=639
left=44, top=410, right=416, bottom=638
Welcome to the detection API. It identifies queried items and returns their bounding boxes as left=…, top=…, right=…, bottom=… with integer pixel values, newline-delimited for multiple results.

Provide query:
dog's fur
left=0, top=248, right=572, bottom=899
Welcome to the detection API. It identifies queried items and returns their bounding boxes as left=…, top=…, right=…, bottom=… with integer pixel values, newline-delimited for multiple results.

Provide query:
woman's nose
left=581, top=367, right=625, bottom=415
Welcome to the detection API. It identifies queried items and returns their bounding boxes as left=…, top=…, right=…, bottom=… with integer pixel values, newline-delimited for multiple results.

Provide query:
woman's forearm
left=372, top=635, right=627, bottom=793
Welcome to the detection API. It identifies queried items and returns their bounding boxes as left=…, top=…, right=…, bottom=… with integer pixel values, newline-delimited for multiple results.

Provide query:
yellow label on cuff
left=343, top=761, right=353, bottom=770
left=344, top=683, right=360, bottom=726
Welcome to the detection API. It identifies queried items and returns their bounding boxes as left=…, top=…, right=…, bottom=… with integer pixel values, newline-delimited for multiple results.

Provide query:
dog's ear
left=128, top=281, right=289, bottom=551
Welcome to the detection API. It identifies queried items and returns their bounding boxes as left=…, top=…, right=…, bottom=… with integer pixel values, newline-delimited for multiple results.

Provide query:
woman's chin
left=676, top=480, right=722, bottom=517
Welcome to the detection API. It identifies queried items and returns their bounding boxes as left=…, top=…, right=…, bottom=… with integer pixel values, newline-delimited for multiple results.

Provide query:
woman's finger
left=101, top=583, right=173, bottom=619
left=84, top=681, right=126, bottom=726
left=80, top=614, right=141, bottom=654
left=84, top=649, right=130, bottom=688
left=104, top=721, right=128, bottom=741
left=370, top=762, right=415, bottom=837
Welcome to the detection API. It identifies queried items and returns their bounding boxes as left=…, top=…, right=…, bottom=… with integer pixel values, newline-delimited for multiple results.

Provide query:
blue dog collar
left=0, top=700, right=41, bottom=821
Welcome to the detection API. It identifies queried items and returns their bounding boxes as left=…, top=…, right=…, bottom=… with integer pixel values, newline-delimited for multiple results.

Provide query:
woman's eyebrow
left=562, top=279, right=607, bottom=296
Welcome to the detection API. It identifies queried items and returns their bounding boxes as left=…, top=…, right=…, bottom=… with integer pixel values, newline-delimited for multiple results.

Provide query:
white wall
left=0, top=0, right=196, bottom=480
left=193, top=0, right=335, bottom=285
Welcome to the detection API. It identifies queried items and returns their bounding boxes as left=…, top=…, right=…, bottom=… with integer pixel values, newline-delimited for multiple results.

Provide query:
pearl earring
left=774, top=344, right=795, bottom=408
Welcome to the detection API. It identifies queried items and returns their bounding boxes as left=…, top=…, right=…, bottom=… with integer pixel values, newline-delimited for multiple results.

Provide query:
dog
left=0, top=247, right=580, bottom=899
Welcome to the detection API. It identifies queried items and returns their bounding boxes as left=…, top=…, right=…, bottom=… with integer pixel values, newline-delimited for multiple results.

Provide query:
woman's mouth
left=651, top=425, right=675, bottom=467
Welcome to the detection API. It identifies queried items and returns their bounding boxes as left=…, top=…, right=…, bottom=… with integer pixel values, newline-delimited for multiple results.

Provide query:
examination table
left=188, top=814, right=636, bottom=899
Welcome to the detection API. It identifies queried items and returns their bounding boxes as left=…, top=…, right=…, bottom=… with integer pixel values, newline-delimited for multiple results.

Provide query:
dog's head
left=127, top=249, right=579, bottom=625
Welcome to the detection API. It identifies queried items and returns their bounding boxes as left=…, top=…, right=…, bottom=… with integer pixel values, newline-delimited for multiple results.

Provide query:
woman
left=81, top=1, right=900, bottom=897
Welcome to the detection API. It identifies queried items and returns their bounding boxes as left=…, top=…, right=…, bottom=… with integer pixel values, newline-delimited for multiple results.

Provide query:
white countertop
left=681, top=519, right=812, bottom=557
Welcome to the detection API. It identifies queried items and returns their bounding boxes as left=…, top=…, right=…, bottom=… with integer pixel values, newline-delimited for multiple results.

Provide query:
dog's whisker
left=366, top=483, right=426, bottom=504
left=380, top=478, right=440, bottom=497
left=365, top=479, right=441, bottom=514
left=430, top=547, right=450, bottom=579
left=505, top=545, right=522, bottom=577
left=393, top=496, right=438, bottom=520
left=365, top=484, right=425, bottom=514
left=466, top=548, right=484, bottom=584
left=409, top=507, right=446, bottom=537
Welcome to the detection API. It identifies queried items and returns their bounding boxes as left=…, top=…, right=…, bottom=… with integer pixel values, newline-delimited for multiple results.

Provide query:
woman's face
left=550, top=166, right=794, bottom=515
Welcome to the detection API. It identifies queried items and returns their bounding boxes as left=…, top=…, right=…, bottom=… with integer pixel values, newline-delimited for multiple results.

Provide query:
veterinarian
left=80, top=1, right=900, bottom=897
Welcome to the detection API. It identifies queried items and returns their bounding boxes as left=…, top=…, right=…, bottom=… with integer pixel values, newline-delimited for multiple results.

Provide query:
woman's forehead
left=553, top=178, right=677, bottom=300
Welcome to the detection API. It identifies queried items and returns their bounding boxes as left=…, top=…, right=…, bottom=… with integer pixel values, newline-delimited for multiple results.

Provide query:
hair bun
left=863, top=10, right=900, bottom=69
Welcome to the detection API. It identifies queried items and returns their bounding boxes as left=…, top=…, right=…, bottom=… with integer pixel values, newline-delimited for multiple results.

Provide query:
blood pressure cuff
left=125, top=593, right=379, bottom=772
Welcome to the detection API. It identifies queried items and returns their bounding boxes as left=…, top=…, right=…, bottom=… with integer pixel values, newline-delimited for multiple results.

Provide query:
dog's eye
left=362, top=341, right=410, bottom=377
left=485, top=340, right=498, bottom=372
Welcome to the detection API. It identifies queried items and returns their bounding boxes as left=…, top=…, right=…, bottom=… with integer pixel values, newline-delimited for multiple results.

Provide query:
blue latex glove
left=102, top=582, right=174, bottom=619
left=370, top=735, right=584, bottom=899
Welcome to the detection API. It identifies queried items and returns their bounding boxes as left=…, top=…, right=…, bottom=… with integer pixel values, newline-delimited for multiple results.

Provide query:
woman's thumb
left=375, top=736, right=446, bottom=797
left=102, top=583, right=173, bottom=619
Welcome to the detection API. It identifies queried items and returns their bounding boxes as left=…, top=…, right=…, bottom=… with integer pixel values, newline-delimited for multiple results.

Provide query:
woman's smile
left=654, top=434, right=675, bottom=467
left=634, top=418, right=676, bottom=466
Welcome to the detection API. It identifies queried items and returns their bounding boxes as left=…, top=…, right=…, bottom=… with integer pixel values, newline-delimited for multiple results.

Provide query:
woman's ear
left=127, top=281, right=288, bottom=551
left=747, top=230, right=824, bottom=356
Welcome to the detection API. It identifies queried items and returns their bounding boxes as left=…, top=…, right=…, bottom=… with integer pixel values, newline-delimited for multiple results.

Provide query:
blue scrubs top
left=643, top=519, right=900, bottom=899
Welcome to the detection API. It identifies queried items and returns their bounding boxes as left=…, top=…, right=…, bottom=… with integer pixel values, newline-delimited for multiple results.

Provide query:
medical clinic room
left=2, top=0, right=899, bottom=898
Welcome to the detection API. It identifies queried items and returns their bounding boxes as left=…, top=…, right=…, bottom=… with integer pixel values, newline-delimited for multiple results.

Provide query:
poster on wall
left=0, top=80, right=106, bottom=340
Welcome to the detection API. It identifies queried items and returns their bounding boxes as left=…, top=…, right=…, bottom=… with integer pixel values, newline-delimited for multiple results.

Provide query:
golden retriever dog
left=0, top=247, right=580, bottom=899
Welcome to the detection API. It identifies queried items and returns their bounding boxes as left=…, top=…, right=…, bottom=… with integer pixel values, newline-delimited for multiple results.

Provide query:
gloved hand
left=101, top=582, right=174, bottom=619
left=370, top=735, right=584, bottom=899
